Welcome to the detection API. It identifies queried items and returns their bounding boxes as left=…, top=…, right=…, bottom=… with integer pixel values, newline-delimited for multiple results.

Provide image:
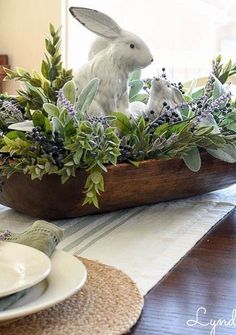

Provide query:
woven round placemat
left=0, top=257, right=143, bottom=335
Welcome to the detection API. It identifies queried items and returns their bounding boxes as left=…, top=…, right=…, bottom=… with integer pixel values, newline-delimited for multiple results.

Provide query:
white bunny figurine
left=147, top=77, right=185, bottom=119
left=69, top=7, right=153, bottom=117
left=88, top=36, right=109, bottom=60
left=129, top=101, right=147, bottom=120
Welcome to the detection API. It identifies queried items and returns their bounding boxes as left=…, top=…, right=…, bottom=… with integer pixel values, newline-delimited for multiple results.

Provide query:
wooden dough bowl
left=0, top=152, right=235, bottom=219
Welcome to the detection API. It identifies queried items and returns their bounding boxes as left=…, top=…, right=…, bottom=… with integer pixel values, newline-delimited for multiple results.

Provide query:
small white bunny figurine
left=147, top=77, right=185, bottom=119
left=129, top=101, right=147, bottom=120
left=69, top=7, right=153, bottom=117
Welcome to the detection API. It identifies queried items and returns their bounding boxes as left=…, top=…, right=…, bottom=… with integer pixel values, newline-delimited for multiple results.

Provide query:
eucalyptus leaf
left=183, top=95, right=193, bottom=103
left=198, top=114, right=220, bottom=134
left=52, top=117, right=64, bottom=135
left=212, top=75, right=227, bottom=101
left=62, top=80, right=76, bottom=105
left=129, top=80, right=143, bottom=100
left=182, top=146, right=201, bottom=172
left=129, top=70, right=141, bottom=82
left=43, top=103, right=60, bottom=118
left=8, top=120, right=34, bottom=132
left=129, top=93, right=149, bottom=104
left=191, top=87, right=204, bottom=100
left=76, top=78, right=100, bottom=117
left=207, top=143, right=236, bottom=163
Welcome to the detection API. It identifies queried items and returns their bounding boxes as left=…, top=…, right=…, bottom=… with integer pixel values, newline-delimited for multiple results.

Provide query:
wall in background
left=65, top=0, right=236, bottom=83
left=1, top=0, right=236, bottom=93
left=0, top=0, right=61, bottom=94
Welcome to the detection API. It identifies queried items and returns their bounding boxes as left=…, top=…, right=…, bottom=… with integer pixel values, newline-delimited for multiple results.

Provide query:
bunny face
left=70, top=7, right=153, bottom=71
left=151, top=77, right=172, bottom=95
left=110, top=31, right=153, bottom=71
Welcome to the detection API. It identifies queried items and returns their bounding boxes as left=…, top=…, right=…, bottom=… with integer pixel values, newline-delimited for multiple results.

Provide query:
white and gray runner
left=0, top=184, right=235, bottom=295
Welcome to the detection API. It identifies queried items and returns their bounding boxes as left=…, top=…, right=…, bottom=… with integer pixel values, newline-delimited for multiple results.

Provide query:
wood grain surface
left=0, top=152, right=235, bottom=219
left=131, top=208, right=236, bottom=335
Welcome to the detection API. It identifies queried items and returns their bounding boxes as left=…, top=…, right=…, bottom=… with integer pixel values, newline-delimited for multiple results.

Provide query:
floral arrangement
left=0, top=25, right=236, bottom=208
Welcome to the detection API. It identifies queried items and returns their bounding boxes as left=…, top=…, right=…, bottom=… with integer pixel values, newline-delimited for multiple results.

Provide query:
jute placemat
left=0, top=257, right=143, bottom=335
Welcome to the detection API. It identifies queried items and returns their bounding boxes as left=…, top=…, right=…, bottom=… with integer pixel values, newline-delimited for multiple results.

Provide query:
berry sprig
left=160, top=68, right=185, bottom=94
left=25, top=127, right=66, bottom=168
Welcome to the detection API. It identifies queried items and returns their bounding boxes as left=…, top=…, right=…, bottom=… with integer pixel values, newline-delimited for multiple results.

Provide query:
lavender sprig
left=57, top=89, right=76, bottom=117
left=204, top=56, right=222, bottom=97
left=193, top=92, right=231, bottom=125
left=0, top=101, right=24, bottom=123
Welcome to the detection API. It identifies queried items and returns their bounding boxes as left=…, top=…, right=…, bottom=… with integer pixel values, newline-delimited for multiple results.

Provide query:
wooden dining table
left=1, top=53, right=236, bottom=335
left=131, top=208, right=236, bottom=334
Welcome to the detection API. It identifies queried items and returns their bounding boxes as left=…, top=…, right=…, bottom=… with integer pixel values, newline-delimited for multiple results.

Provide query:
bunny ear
left=69, top=7, right=122, bottom=39
left=171, top=86, right=185, bottom=104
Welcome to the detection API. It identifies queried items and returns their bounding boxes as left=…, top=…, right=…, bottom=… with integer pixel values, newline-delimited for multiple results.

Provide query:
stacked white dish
left=0, top=242, right=87, bottom=323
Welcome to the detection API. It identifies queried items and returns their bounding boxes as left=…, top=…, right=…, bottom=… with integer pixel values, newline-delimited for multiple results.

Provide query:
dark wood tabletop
left=131, top=208, right=236, bottom=335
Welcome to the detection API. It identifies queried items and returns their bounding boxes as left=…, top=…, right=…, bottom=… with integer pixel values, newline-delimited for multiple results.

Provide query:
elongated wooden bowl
left=0, top=152, right=235, bottom=219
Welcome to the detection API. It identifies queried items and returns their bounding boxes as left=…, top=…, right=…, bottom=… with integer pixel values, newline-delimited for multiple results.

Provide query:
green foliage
left=75, top=78, right=100, bottom=118
left=0, top=135, right=30, bottom=156
left=212, top=55, right=236, bottom=84
left=8, top=120, right=34, bottom=132
left=129, top=70, right=141, bottom=82
left=128, top=70, right=149, bottom=103
left=112, top=112, right=133, bottom=134
left=182, top=146, right=201, bottom=172
left=4, top=25, right=73, bottom=111
left=190, top=87, right=204, bottom=100
left=207, top=142, right=236, bottom=163
left=219, top=110, right=236, bottom=133
left=83, top=168, right=104, bottom=208
left=64, top=120, right=120, bottom=206
left=212, top=75, right=227, bottom=101
left=1, top=33, right=236, bottom=210
left=63, top=80, right=76, bottom=105
left=129, top=80, right=143, bottom=100
left=130, top=93, right=149, bottom=104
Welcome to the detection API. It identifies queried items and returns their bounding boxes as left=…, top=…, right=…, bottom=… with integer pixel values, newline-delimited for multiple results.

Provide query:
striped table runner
left=1, top=185, right=236, bottom=294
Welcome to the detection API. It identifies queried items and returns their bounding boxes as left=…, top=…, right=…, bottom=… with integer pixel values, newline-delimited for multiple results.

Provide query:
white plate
left=0, top=249, right=87, bottom=323
left=0, top=242, right=51, bottom=298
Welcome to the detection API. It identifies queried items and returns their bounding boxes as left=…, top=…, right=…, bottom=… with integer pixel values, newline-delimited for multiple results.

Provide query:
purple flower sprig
left=57, top=89, right=76, bottom=117
left=0, top=101, right=24, bottom=122
left=0, top=230, right=12, bottom=241
left=211, top=92, right=232, bottom=110
left=194, top=92, right=231, bottom=125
